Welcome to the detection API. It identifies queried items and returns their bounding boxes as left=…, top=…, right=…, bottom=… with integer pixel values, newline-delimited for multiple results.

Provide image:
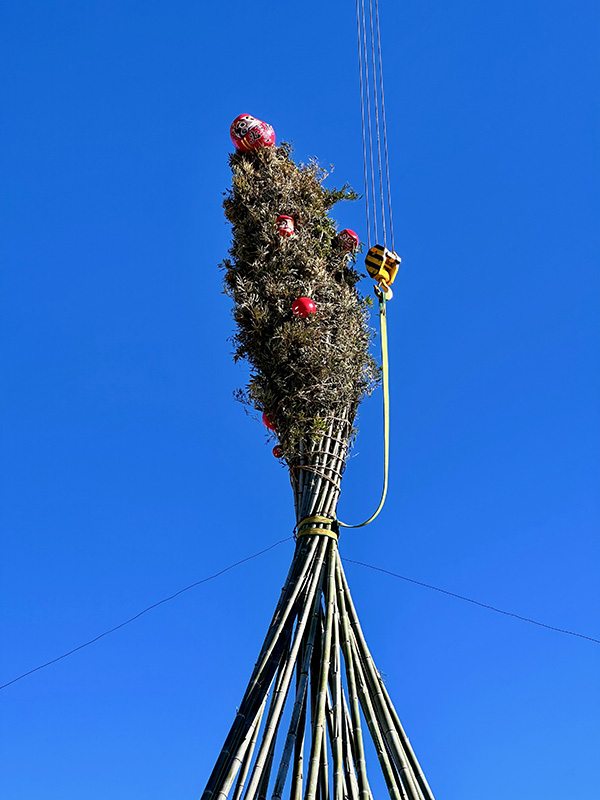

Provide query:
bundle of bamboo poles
left=201, top=535, right=434, bottom=800
left=291, top=409, right=355, bottom=523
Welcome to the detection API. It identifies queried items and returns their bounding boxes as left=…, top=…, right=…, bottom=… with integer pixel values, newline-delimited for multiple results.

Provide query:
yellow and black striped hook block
left=365, top=244, right=401, bottom=300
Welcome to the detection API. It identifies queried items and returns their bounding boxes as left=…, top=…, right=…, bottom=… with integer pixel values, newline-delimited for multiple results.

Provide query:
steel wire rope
left=360, top=0, right=378, bottom=243
left=356, top=0, right=371, bottom=248
left=0, top=537, right=293, bottom=691
left=342, top=557, right=600, bottom=645
left=367, top=0, right=387, bottom=246
left=374, top=0, right=395, bottom=251
left=2, top=539, right=598, bottom=693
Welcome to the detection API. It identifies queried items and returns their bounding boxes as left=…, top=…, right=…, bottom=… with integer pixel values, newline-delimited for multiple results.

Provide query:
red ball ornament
left=272, top=445, right=283, bottom=458
left=292, top=297, right=317, bottom=318
left=262, top=412, right=276, bottom=431
left=230, top=114, right=276, bottom=152
left=276, top=215, right=295, bottom=237
left=338, top=229, right=360, bottom=252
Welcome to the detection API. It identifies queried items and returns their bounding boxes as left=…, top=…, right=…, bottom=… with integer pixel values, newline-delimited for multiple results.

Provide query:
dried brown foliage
left=221, top=143, right=378, bottom=463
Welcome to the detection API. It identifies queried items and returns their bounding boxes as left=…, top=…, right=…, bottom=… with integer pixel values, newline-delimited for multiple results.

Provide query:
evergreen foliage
left=221, top=143, right=378, bottom=469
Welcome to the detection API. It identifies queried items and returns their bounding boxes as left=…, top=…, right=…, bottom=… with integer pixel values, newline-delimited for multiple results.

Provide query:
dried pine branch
left=221, top=143, right=378, bottom=518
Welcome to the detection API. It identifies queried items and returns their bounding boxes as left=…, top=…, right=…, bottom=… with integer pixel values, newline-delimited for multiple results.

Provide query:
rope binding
left=296, top=515, right=340, bottom=541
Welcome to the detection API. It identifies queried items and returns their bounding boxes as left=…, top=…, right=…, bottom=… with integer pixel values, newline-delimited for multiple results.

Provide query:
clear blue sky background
left=1, top=1, right=599, bottom=797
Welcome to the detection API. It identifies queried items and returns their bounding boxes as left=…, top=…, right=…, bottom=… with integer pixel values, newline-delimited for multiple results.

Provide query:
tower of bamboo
left=204, top=140, right=434, bottom=800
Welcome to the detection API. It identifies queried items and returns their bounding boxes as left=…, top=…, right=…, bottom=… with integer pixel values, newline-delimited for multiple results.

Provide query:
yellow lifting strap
left=337, top=285, right=390, bottom=529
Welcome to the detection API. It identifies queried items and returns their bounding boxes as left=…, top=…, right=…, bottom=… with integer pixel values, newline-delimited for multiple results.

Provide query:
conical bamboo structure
left=206, top=135, right=435, bottom=800
left=201, top=532, right=434, bottom=800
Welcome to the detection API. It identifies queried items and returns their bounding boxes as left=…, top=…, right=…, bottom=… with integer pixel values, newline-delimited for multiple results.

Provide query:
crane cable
left=338, top=0, right=394, bottom=529
left=357, top=0, right=395, bottom=251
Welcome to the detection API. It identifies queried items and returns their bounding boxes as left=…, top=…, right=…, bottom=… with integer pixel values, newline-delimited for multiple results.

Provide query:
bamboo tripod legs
left=201, top=537, right=434, bottom=800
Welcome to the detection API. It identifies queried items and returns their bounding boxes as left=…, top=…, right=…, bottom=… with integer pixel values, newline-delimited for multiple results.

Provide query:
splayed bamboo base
left=201, top=535, right=434, bottom=800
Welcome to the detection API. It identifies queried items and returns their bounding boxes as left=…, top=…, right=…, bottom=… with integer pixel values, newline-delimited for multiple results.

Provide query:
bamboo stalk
left=244, top=630, right=294, bottom=800
left=341, top=695, right=361, bottom=800
left=271, top=575, right=323, bottom=800
left=289, top=670, right=307, bottom=800
left=317, top=419, right=337, bottom=518
left=256, top=736, right=276, bottom=800
left=305, top=541, right=336, bottom=800
left=243, top=537, right=329, bottom=800
left=205, top=670, right=277, bottom=800
left=349, top=624, right=422, bottom=800
left=231, top=697, right=268, bottom=800
left=242, top=537, right=320, bottom=702
left=302, top=417, right=335, bottom=520
left=330, top=583, right=345, bottom=800
left=337, top=559, right=428, bottom=800
left=349, top=633, right=407, bottom=800
left=309, top=595, right=323, bottom=800
left=216, top=688, right=272, bottom=800
left=375, top=681, right=435, bottom=800
left=319, top=725, right=330, bottom=800
left=334, top=556, right=371, bottom=800
left=325, top=686, right=355, bottom=800
left=203, top=538, right=319, bottom=800
left=295, top=438, right=306, bottom=520
left=319, top=408, right=350, bottom=519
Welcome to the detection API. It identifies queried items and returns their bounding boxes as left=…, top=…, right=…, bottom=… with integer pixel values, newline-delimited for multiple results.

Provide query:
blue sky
left=1, top=1, right=599, bottom=798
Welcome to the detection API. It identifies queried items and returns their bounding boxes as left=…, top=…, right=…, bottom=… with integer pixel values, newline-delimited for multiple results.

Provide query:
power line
left=343, top=557, right=600, bottom=645
left=2, top=539, right=597, bottom=692
left=0, top=537, right=293, bottom=691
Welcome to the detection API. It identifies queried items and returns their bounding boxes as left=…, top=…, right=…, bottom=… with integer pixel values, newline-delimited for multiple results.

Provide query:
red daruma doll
left=230, top=114, right=276, bottom=152
left=276, top=215, right=295, bottom=237
left=338, top=229, right=360, bottom=252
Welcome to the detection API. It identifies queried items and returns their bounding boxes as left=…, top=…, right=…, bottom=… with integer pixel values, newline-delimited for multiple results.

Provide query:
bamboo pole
left=341, top=695, right=361, bottom=800
left=299, top=422, right=330, bottom=521
left=216, top=688, right=272, bottom=800
left=349, top=633, right=407, bottom=800
left=322, top=681, right=355, bottom=800
left=316, top=418, right=337, bottom=518
left=242, top=537, right=320, bottom=702
left=319, top=409, right=350, bottom=519
left=244, top=631, right=294, bottom=800
left=337, top=558, right=429, bottom=800
left=335, top=557, right=371, bottom=800
left=319, top=726, right=330, bottom=800
left=330, top=577, right=344, bottom=800
left=256, top=736, right=276, bottom=800
left=203, top=538, right=319, bottom=800
left=295, top=438, right=306, bottom=520
left=305, top=541, right=336, bottom=800
left=231, top=697, right=268, bottom=800
left=350, top=624, right=424, bottom=800
left=375, top=681, right=435, bottom=800
left=289, top=673, right=307, bottom=800
left=243, top=537, right=329, bottom=800
left=271, top=576, right=323, bottom=800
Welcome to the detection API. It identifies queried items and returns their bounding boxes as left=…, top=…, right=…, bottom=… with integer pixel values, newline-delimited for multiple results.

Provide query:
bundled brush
left=221, top=121, right=378, bottom=524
